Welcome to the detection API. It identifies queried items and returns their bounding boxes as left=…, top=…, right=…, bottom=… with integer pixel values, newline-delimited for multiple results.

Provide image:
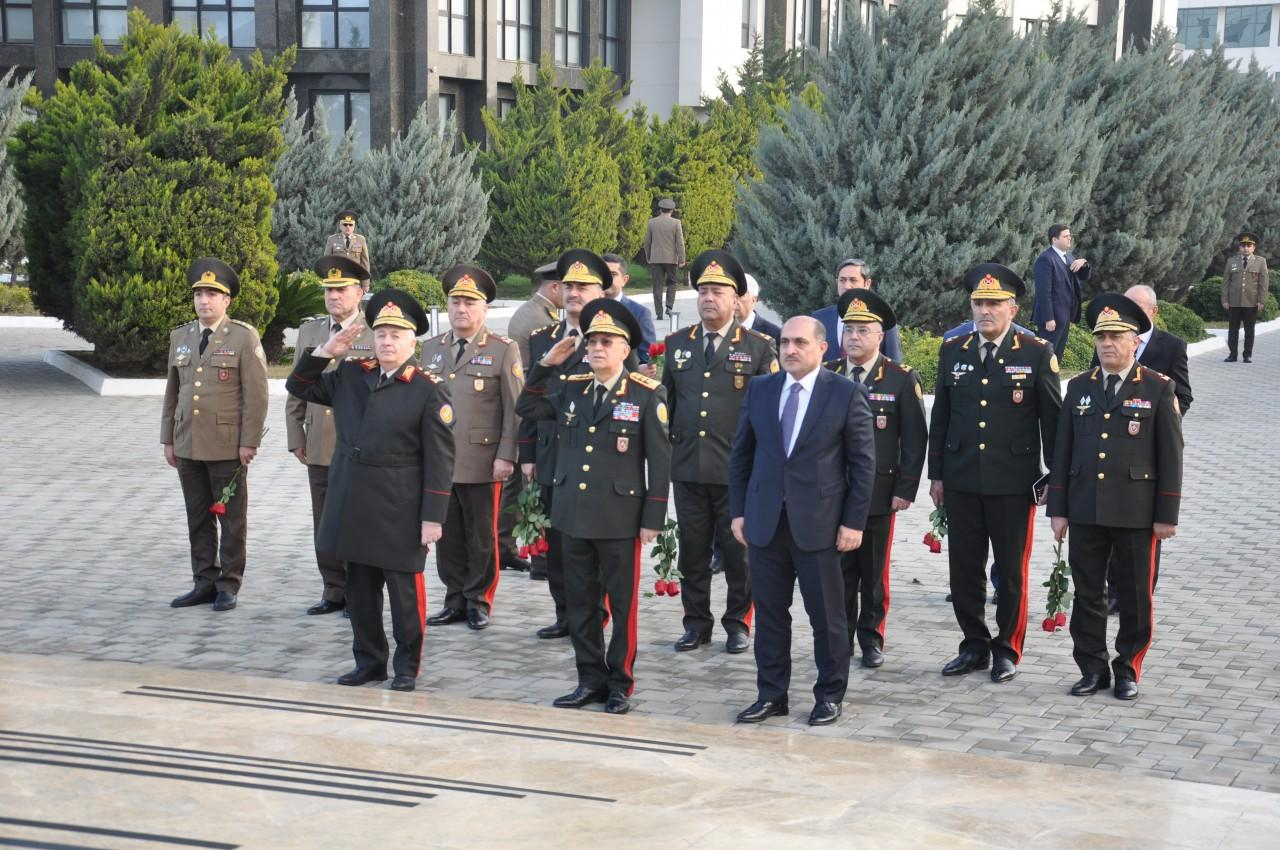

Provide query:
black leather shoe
left=736, top=697, right=788, bottom=723
left=990, top=656, right=1017, bottom=683
left=170, top=586, right=217, bottom=608
left=1070, top=672, right=1111, bottom=696
left=307, top=599, right=345, bottom=616
left=426, top=607, right=466, bottom=626
left=1114, top=677, right=1139, bottom=700
left=808, top=701, right=842, bottom=726
left=553, top=685, right=608, bottom=709
left=1243, top=355, right=1252, bottom=363
left=337, top=667, right=387, bottom=686
left=212, top=591, right=237, bottom=612
left=675, top=629, right=711, bottom=652
left=537, top=620, right=569, bottom=639
left=861, top=647, right=884, bottom=669
left=528, top=570, right=549, bottom=582
left=604, top=691, right=631, bottom=714
left=725, top=631, right=750, bottom=654
left=500, top=556, right=530, bottom=572
left=389, top=675, right=415, bottom=692
left=467, top=608, right=490, bottom=630
left=1225, top=354, right=1238, bottom=362
left=941, top=652, right=990, bottom=676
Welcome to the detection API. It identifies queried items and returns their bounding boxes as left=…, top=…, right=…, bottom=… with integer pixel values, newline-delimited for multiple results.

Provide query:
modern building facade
left=1177, top=1, right=1280, bottom=81
left=0, top=1, right=1176, bottom=156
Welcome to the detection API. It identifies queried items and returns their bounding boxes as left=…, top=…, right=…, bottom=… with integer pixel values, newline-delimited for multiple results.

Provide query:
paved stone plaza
left=1, top=324, right=1278, bottom=802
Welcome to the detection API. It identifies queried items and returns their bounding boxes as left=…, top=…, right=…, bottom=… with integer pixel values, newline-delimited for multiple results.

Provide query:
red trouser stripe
left=1130, top=532, right=1158, bottom=681
left=743, top=603, right=755, bottom=631
left=876, top=514, right=896, bottom=640
left=623, top=538, right=641, bottom=695
left=414, top=572, right=427, bottom=676
left=482, top=481, right=502, bottom=609
left=1009, top=505, right=1036, bottom=661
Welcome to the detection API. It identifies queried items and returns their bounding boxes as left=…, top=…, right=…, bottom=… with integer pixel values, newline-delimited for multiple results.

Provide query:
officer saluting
left=420, top=265, right=523, bottom=631
left=325, top=209, right=372, bottom=276
left=662, top=249, right=776, bottom=655
left=286, top=255, right=375, bottom=616
left=825, top=288, right=927, bottom=669
left=1049, top=295, right=1183, bottom=701
left=929, top=263, right=1062, bottom=683
left=516, top=296, right=671, bottom=715
left=162, top=258, right=269, bottom=613
left=286, top=289, right=455, bottom=693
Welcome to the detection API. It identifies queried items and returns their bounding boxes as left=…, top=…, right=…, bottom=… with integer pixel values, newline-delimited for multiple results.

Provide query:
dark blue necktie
left=781, top=382, right=802, bottom=455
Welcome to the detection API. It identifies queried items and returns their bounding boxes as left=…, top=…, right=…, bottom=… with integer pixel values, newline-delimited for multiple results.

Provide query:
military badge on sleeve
left=439, top=404, right=455, bottom=425
left=656, top=402, right=669, bottom=424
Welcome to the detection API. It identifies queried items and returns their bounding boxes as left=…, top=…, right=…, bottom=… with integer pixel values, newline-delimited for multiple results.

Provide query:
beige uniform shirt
left=161, top=316, right=269, bottom=461
left=420, top=326, right=523, bottom=484
left=324, top=232, right=371, bottom=276
left=1222, top=253, right=1269, bottom=308
left=285, top=315, right=376, bottom=466
left=642, top=214, right=686, bottom=265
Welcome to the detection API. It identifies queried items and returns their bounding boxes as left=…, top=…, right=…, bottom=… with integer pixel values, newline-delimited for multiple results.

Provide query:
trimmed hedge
left=1061, top=323, right=1097, bottom=375
left=372, top=270, right=446, bottom=309
left=899, top=325, right=941, bottom=392
left=0, top=284, right=35, bottom=315
left=1156, top=300, right=1207, bottom=343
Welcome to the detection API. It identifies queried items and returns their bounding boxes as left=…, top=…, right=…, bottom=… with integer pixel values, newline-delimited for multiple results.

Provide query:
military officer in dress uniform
left=1049, top=294, right=1183, bottom=701
left=1221, top=232, right=1269, bottom=363
left=285, top=289, right=455, bottom=692
left=662, top=249, right=777, bottom=655
left=420, top=265, right=522, bottom=631
left=516, top=298, right=671, bottom=715
left=286, top=255, right=375, bottom=615
left=325, top=209, right=372, bottom=276
left=929, top=263, right=1062, bottom=683
left=518, top=249, right=637, bottom=638
left=825, top=288, right=927, bottom=669
left=163, top=258, right=270, bottom=613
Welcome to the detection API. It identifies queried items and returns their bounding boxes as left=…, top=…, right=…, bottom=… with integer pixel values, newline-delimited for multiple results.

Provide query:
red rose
left=1042, top=617, right=1056, bottom=632
left=667, top=581, right=681, bottom=597
left=922, top=532, right=933, bottom=546
left=1054, top=611, right=1067, bottom=627
left=654, top=579, right=668, bottom=596
left=518, top=544, right=529, bottom=559
left=928, top=540, right=942, bottom=554
left=209, top=502, right=227, bottom=516
left=649, top=342, right=665, bottom=357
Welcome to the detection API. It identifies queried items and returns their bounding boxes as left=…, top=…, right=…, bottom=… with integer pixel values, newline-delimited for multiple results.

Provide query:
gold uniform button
left=582, top=464, right=590, bottom=472
left=448, top=373, right=456, bottom=380
left=578, top=483, right=587, bottom=491
left=1101, top=433, right=1109, bottom=440
left=585, top=445, right=593, bottom=453
left=702, top=391, right=709, bottom=398
left=980, top=400, right=987, bottom=407
left=193, top=409, right=200, bottom=416
left=196, top=367, right=203, bottom=373
left=588, top=426, right=596, bottom=434
left=194, top=381, right=201, bottom=387
left=325, top=409, right=332, bottom=416
left=700, top=410, right=708, bottom=418
left=703, top=371, right=711, bottom=378
left=192, top=395, right=199, bottom=401
left=629, top=489, right=636, bottom=495
left=979, top=421, right=986, bottom=429
left=979, top=443, right=986, bottom=450
left=1098, top=473, right=1105, bottom=480
left=698, top=430, right=706, bottom=437
left=559, top=375, right=567, bottom=381
left=1098, top=452, right=1106, bottom=459
left=981, top=378, right=989, bottom=385
left=1103, top=413, right=1111, bottom=420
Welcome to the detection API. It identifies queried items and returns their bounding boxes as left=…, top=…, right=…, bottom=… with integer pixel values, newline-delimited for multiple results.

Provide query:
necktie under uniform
left=851, top=365, right=864, bottom=384
left=704, top=332, right=718, bottom=362
left=1105, top=373, right=1120, bottom=405
left=199, top=327, right=212, bottom=356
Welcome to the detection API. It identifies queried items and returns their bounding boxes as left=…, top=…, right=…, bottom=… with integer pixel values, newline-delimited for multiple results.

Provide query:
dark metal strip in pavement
left=132, top=685, right=706, bottom=752
left=0, top=838, right=106, bottom=850
left=0, top=817, right=237, bottom=849
left=123, top=689, right=700, bottom=757
left=0, top=731, right=614, bottom=804
left=0, top=739, right=519, bottom=801
left=0, top=754, right=420, bottom=808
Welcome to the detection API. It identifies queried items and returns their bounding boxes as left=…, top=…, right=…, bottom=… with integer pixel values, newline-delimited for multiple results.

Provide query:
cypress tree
left=0, top=68, right=32, bottom=278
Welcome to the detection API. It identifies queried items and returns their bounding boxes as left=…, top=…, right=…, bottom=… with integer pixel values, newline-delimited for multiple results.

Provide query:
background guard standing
left=325, top=209, right=372, bottom=277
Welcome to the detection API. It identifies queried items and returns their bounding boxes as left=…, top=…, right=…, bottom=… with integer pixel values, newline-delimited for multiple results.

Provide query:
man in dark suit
left=286, top=289, right=456, bottom=693
left=1032, top=223, right=1091, bottom=359
left=737, top=274, right=782, bottom=347
left=825, top=289, right=927, bottom=669
left=930, top=263, right=1062, bottom=684
left=811, top=259, right=902, bottom=361
left=729, top=317, right=876, bottom=727
left=1049, top=294, right=1183, bottom=701
left=603, top=253, right=658, bottom=370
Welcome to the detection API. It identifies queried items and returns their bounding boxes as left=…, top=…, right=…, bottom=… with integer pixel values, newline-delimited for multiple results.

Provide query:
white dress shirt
left=1136, top=327, right=1152, bottom=361
left=779, top=366, right=821, bottom=457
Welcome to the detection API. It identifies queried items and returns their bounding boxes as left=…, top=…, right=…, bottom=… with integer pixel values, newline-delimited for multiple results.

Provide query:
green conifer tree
left=0, top=68, right=32, bottom=279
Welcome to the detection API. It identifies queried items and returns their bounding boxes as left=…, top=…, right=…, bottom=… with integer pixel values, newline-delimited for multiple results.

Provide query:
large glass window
left=599, top=0, right=622, bottom=69
left=555, top=0, right=586, bottom=67
left=793, top=0, right=820, bottom=48
left=499, top=0, right=534, bottom=61
left=1, top=1, right=32, bottom=43
left=62, top=0, right=128, bottom=44
left=172, top=1, right=255, bottom=48
left=829, top=0, right=844, bottom=43
left=742, top=0, right=755, bottom=48
left=1177, top=8, right=1217, bottom=49
left=438, top=93, right=456, bottom=123
left=496, top=97, right=515, bottom=119
left=312, top=90, right=370, bottom=156
left=300, top=0, right=369, bottom=49
left=438, top=0, right=473, bottom=55
left=1224, top=6, right=1271, bottom=48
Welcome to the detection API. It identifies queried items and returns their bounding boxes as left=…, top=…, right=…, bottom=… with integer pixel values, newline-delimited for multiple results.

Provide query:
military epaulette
left=884, top=358, right=913, bottom=374
left=418, top=369, right=443, bottom=384
left=628, top=371, right=660, bottom=390
left=357, top=358, right=379, bottom=372
left=488, top=333, right=513, bottom=345
left=530, top=323, right=556, bottom=338
left=822, top=358, right=843, bottom=371
left=231, top=319, right=258, bottom=331
left=426, top=331, right=448, bottom=345
left=1016, top=331, right=1049, bottom=347
left=742, top=327, right=774, bottom=345
left=942, top=334, right=966, bottom=346
left=567, top=373, right=593, bottom=382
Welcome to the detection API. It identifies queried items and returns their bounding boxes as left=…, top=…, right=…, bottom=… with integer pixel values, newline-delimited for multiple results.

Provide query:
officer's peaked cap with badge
left=689, top=249, right=747, bottom=296
left=1086, top=293, right=1151, bottom=335
left=188, top=258, right=240, bottom=298
left=837, top=287, right=896, bottom=331
left=365, top=288, right=430, bottom=335
left=964, top=262, right=1026, bottom=301
left=335, top=208, right=359, bottom=225
left=556, top=249, right=611, bottom=289
left=1236, top=231, right=1258, bottom=246
left=534, top=260, right=559, bottom=282
left=657, top=198, right=677, bottom=211
left=313, top=254, right=369, bottom=287
left=442, top=264, right=497, bottom=303
left=580, top=297, right=643, bottom=349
